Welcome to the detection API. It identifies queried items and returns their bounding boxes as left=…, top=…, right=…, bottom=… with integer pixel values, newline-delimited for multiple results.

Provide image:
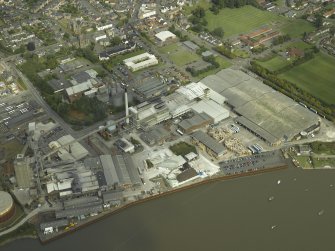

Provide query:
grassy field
left=310, top=141, right=335, bottom=155
left=195, top=56, right=231, bottom=80
left=281, top=19, right=315, bottom=38
left=279, top=53, right=335, bottom=104
left=169, top=142, right=197, bottom=156
left=159, top=43, right=201, bottom=66
left=257, top=56, right=290, bottom=72
left=295, top=156, right=313, bottom=169
left=312, top=157, right=335, bottom=168
left=206, top=6, right=283, bottom=37
left=284, top=41, right=313, bottom=50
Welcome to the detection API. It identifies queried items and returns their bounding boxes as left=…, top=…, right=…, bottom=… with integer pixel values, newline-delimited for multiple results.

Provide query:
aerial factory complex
left=0, top=0, right=334, bottom=246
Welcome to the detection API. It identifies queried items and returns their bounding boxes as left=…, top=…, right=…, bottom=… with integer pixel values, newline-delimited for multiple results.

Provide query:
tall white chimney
left=125, top=88, right=129, bottom=124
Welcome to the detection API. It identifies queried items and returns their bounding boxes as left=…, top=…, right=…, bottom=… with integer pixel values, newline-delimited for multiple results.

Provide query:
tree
left=192, top=7, right=206, bottom=18
left=110, top=36, right=122, bottom=47
left=27, top=42, right=35, bottom=51
left=211, top=27, right=224, bottom=38
left=314, top=15, right=323, bottom=28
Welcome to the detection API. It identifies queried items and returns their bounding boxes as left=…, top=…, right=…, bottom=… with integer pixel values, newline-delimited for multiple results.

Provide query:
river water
left=2, top=167, right=335, bottom=251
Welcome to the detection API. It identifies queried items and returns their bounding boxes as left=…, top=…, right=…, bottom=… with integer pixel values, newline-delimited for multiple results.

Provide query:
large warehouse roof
left=200, top=69, right=319, bottom=144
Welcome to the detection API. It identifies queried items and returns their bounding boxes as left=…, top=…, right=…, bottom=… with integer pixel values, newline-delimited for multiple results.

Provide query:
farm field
left=279, top=53, right=335, bottom=105
left=257, top=56, right=290, bottom=72
left=159, top=43, right=201, bottom=66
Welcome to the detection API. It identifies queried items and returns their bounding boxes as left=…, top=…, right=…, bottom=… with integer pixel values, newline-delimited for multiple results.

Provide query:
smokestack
left=125, top=88, right=129, bottom=124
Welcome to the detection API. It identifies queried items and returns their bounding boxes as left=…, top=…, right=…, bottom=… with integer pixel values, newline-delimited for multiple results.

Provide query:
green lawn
left=257, top=56, right=290, bottom=72
left=310, top=141, right=335, bottom=155
left=159, top=43, right=201, bottom=66
left=205, top=6, right=284, bottom=37
left=312, top=157, right=335, bottom=168
left=279, top=53, right=335, bottom=105
left=281, top=19, right=315, bottom=38
left=295, top=156, right=313, bottom=169
left=195, top=56, right=231, bottom=80
left=169, top=142, right=197, bottom=156
left=284, top=41, right=313, bottom=50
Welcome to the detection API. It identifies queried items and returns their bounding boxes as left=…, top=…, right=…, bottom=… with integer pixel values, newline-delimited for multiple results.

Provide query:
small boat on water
left=277, top=180, right=281, bottom=185
left=318, top=210, right=324, bottom=216
left=271, top=225, right=277, bottom=230
left=268, top=196, right=274, bottom=201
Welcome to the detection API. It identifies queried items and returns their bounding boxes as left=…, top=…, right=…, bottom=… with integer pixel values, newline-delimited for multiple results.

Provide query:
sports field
left=280, top=19, right=315, bottom=38
left=257, top=56, right=290, bottom=72
left=206, top=6, right=283, bottom=37
left=159, top=43, right=201, bottom=66
left=279, top=53, right=335, bottom=105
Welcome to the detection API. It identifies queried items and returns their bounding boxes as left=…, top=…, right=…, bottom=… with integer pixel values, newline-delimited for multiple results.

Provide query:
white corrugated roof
left=155, top=30, right=176, bottom=42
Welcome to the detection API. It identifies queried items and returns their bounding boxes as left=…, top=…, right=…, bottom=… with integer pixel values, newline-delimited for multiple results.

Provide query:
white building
left=155, top=31, right=177, bottom=43
left=96, top=23, right=113, bottom=31
left=123, top=53, right=158, bottom=72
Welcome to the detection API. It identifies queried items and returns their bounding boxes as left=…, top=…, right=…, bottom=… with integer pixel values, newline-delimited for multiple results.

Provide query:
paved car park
left=219, top=150, right=287, bottom=175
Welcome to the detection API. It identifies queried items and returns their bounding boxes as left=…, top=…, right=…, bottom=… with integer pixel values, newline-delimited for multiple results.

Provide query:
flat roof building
left=123, top=53, right=158, bottom=72
left=178, top=112, right=213, bottom=134
left=191, top=130, right=225, bottom=158
left=155, top=30, right=177, bottom=44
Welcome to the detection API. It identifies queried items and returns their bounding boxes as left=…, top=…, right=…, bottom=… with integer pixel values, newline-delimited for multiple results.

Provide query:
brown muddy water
left=2, top=167, right=335, bottom=251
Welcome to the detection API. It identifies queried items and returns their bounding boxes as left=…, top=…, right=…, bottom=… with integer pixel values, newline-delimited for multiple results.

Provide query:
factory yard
left=279, top=53, right=335, bottom=105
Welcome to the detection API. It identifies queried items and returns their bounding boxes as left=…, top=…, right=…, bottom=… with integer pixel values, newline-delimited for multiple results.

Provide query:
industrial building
left=178, top=112, right=213, bottom=134
left=48, top=135, right=89, bottom=161
left=133, top=77, right=167, bottom=100
left=130, top=81, right=229, bottom=130
left=140, top=125, right=170, bottom=145
left=200, top=69, right=319, bottom=145
left=0, top=191, right=15, bottom=223
left=14, top=154, right=33, bottom=189
left=100, top=154, right=141, bottom=189
left=190, top=130, right=225, bottom=158
left=46, top=162, right=100, bottom=198
left=99, top=42, right=136, bottom=61
left=123, top=53, right=158, bottom=72
left=102, top=190, right=123, bottom=206
left=155, top=30, right=177, bottom=44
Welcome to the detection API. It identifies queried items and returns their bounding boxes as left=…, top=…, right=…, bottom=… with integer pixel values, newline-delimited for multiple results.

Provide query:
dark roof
left=99, top=42, right=135, bottom=58
left=47, top=79, right=71, bottom=92
left=191, top=131, right=225, bottom=156
left=235, top=116, right=278, bottom=144
left=63, top=196, right=102, bottom=209
left=72, top=71, right=91, bottom=83
left=140, top=126, right=170, bottom=145
left=176, top=168, right=198, bottom=182
left=178, top=112, right=212, bottom=132
left=102, top=190, right=123, bottom=203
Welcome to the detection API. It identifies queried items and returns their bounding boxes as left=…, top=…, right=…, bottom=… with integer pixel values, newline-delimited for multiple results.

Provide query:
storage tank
left=0, top=191, right=15, bottom=223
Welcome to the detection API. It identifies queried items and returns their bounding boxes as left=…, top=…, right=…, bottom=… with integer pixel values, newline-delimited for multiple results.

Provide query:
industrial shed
left=200, top=69, right=319, bottom=145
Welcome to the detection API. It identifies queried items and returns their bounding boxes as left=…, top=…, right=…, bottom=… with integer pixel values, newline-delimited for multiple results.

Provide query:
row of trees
left=169, top=25, right=189, bottom=41
left=211, top=0, right=258, bottom=13
left=250, top=61, right=335, bottom=121
left=272, top=35, right=291, bottom=46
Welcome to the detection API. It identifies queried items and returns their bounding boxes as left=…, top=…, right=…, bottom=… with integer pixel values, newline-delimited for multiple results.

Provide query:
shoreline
left=0, top=234, right=37, bottom=247
left=38, top=164, right=288, bottom=245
